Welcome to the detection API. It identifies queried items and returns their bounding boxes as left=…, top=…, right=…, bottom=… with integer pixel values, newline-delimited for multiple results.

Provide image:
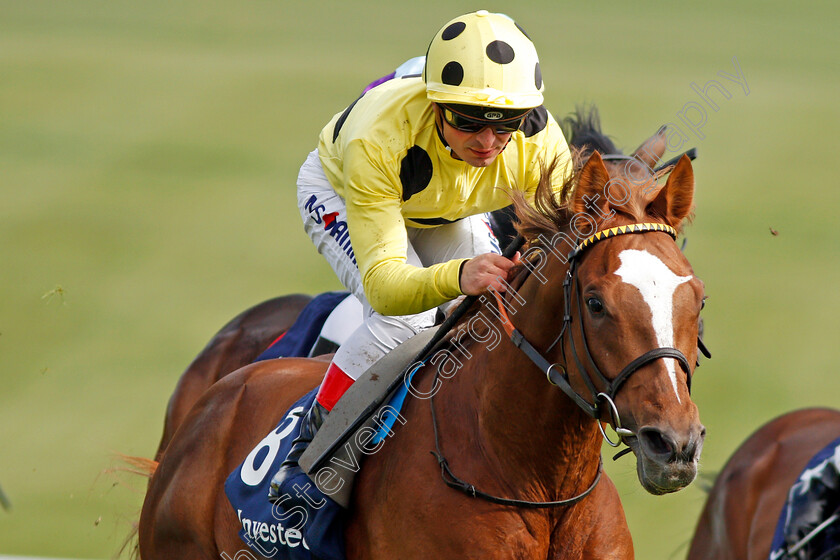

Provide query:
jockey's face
left=435, top=105, right=511, bottom=167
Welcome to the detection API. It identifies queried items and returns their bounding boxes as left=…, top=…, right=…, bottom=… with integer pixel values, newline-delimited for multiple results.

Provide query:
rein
left=427, top=234, right=604, bottom=509
left=501, top=223, right=699, bottom=444
left=428, top=222, right=710, bottom=507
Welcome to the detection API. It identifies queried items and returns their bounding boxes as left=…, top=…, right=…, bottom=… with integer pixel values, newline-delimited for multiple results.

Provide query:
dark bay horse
left=688, top=408, right=840, bottom=560
left=154, top=294, right=311, bottom=460
left=139, top=136, right=707, bottom=558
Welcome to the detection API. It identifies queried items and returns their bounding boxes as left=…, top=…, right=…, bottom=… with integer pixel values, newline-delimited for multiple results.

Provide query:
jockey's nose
left=474, top=126, right=499, bottom=147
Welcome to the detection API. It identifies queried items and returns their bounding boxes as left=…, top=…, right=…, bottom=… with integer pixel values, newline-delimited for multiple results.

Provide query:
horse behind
left=139, top=128, right=706, bottom=559
left=688, top=408, right=840, bottom=560
left=154, top=294, right=311, bottom=460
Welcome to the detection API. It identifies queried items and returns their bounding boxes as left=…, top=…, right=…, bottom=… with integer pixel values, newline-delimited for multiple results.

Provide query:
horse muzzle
left=626, top=423, right=706, bottom=495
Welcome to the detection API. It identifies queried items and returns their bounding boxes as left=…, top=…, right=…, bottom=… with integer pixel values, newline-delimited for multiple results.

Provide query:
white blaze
left=615, top=249, right=692, bottom=401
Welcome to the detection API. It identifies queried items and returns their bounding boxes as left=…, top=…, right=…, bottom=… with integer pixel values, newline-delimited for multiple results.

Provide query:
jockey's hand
left=459, top=251, right=521, bottom=296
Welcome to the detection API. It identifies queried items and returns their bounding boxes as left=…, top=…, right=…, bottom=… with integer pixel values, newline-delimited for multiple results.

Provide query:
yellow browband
left=569, top=222, right=678, bottom=260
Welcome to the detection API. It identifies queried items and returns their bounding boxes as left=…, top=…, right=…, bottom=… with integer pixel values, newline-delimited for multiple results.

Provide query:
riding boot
left=268, top=399, right=329, bottom=501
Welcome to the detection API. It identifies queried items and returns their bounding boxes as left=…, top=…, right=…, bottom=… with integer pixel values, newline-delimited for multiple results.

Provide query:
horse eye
left=587, top=297, right=604, bottom=314
left=701, top=296, right=708, bottom=310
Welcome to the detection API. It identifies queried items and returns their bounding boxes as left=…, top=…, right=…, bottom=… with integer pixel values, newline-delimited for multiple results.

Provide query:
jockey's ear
left=631, top=125, right=668, bottom=170
left=572, top=151, right=610, bottom=215
left=648, top=154, right=695, bottom=229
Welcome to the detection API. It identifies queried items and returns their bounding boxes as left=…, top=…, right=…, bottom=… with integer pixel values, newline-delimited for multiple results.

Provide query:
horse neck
left=438, top=259, right=602, bottom=501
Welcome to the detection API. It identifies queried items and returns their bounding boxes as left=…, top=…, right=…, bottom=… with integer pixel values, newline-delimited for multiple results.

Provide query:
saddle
left=298, top=326, right=438, bottom=506
left=224, top=323, right=438, bottom=560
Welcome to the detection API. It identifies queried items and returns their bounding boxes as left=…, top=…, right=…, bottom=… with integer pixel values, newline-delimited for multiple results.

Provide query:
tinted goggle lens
left=441, top=107, right=526, bottom=134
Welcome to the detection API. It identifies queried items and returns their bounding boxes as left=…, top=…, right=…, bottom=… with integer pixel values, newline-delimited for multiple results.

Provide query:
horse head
left=512, top=138, right=706, bottom=496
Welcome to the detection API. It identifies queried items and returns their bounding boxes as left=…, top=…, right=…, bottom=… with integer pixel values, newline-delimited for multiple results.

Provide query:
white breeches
left=296, top=149, right=500, bottom=380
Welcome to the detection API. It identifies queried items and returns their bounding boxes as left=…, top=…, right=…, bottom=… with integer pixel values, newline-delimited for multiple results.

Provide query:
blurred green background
left=1, top=0, right=838, bottom=557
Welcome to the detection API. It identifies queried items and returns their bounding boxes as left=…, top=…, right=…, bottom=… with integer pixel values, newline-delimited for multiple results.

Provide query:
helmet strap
left=433, top=105, right=457, bottom=157
left=501, top=135, right=512, bottom=154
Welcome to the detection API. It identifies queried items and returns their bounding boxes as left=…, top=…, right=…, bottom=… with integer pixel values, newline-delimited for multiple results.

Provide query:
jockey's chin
left=460, top=145, right=506, bottom=167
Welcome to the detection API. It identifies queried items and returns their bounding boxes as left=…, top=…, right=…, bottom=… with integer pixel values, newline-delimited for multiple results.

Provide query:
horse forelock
left=603, top=163, right=676, bottom=227
left=510, top=151, right=675, bottom=254
left=509, top=103, right=691, bottom=246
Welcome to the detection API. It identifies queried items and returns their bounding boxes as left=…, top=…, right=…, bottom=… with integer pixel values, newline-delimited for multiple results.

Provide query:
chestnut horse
left=687, top=408, right=840, bottom=560
left=150, top=107, right=623, bottom=461
left=139, top=141, right=707, bottom=558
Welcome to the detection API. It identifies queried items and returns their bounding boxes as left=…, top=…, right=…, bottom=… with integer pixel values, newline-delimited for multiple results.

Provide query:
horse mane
left=511, top=105, right=674, bottom=243
left=509, top=156, right=578, bottom=243
left=451, top=105, right=683, bottom=334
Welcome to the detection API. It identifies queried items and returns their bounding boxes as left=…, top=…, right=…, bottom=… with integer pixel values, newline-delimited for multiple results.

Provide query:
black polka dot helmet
left=424, top=10, right=544, bottom=110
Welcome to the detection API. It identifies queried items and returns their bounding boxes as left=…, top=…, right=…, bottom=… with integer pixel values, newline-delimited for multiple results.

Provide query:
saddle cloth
left=223, top=356, right=427, bottom=559
left=225, top=294, right=435, bottom=558
left=224, top=389, right=347, bottom=560
left=255, top=291, right=350, bottom=361
left=769, top=436, right=840, bottom=560
left=226, top=293, right=349, bottom=559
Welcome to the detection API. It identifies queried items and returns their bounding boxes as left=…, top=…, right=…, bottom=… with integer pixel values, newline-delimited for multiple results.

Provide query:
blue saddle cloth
left=225, top=292, right=352, bottom=559
left=225, top=389, right=346, bottom=560
left=769, top=436, right=840, bottom=560
left=255, top=291, right=350, bottom=362
left=226, top=289, right=424, bottom=558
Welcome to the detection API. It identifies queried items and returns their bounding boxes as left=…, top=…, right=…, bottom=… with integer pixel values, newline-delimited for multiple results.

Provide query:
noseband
left=493, top=222, right=710, bottom=447
left=428, top=222, right=710, bottom=508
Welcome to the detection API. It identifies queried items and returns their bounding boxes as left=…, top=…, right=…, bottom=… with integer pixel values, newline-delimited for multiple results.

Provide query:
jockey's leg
left=307, top=293, right=364, bottom=357
left=325, top=305, right=436, bottom=389
left=271, top=150, right=393, bottom=499
left=270, top=151, right=500, bottom=500
left=303, top=213, right=501, bottom=409
left=314, top=213, right=501, bottom=404
left=269, top=272, right=434, bottom=500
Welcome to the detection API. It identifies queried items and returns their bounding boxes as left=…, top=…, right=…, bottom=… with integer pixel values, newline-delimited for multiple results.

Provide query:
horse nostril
left=684, top=425, right=706, bottom=461
left=638, top=427, right=677, bottom=462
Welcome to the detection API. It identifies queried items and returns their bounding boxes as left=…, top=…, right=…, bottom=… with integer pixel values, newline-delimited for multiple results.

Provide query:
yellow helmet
left=424, top=10, right=544, bottom=109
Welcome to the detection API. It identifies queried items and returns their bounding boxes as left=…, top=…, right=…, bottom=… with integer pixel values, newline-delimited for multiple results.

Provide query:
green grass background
left=1, top=0, right=838, bottom=557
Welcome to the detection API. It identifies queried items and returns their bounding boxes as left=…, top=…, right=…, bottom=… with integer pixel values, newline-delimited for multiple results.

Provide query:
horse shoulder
left=548, top=474, right=633, bottom=560
left=345, top=382, right=555, bottom=559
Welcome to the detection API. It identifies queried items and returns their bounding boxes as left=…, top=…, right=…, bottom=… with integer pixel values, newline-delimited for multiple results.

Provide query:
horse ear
left=648, top=154, right=695, bottom=228
left=631, top=125, right=668, bottom=170
left=573, top=151, right=611, bottom=214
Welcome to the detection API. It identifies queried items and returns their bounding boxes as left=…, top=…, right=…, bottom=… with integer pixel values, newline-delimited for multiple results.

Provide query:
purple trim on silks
left=363, top=72, right=396, bottom=94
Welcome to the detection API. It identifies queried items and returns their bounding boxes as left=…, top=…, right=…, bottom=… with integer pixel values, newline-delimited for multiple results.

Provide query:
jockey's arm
left=343, top=141, right=468, bottom=317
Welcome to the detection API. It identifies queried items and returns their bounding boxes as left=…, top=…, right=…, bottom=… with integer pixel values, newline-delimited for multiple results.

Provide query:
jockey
left=270, top=10, right=572, bottom=500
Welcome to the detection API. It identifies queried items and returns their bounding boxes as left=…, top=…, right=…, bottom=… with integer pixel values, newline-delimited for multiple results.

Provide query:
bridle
left=497, top=222, right=709, bottom=447
left=429, top=222, right=712, bottom=507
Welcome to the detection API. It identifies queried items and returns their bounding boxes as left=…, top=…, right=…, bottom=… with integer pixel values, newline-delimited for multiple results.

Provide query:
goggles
left=439, top=103, right=531, bottom=134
